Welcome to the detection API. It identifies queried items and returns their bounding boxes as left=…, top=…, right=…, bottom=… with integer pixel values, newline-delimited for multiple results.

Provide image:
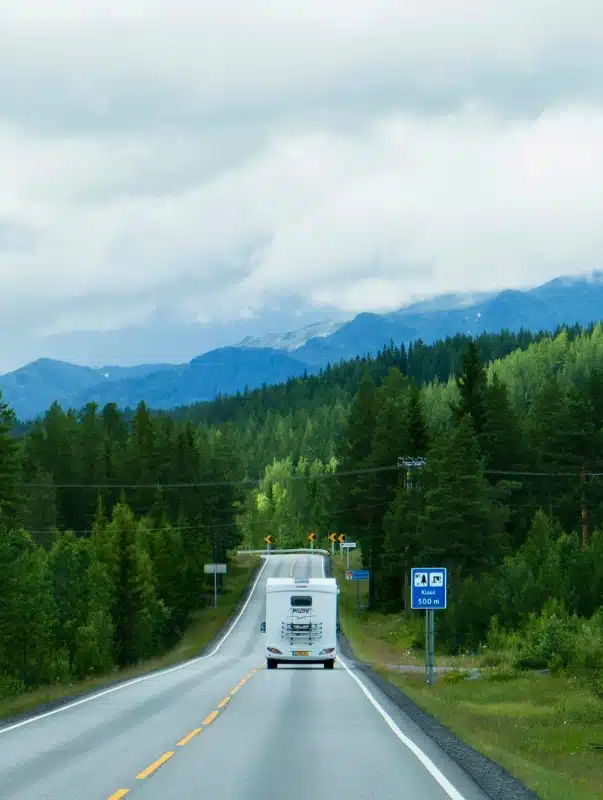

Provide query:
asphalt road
left=0, top=553, right=489, bottom=800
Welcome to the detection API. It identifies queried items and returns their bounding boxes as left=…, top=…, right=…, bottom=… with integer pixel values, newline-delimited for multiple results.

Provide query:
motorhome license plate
left=293, top=651, right=309, bottom=656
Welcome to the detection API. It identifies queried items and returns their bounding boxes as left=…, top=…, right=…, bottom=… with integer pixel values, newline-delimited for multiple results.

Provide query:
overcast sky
left=1, top=0, right=603, bottom=370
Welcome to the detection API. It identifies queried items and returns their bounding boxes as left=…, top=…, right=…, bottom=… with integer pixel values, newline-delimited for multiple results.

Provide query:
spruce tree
left=454, top=340, right=487, bottom=435
left=416, top=414, right=504, bottom=579
left=0, top=394, right=22, bottom=526
left=335, top=372, right=378, bottom=563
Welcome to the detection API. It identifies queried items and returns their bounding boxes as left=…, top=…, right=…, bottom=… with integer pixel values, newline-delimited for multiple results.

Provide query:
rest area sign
left=411, top=567, right=447, bottom=610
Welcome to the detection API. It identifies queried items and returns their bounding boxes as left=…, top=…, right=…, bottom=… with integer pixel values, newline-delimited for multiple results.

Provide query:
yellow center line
left=136, top=751, right=175, bottom=780
left=289, top=557, right=298, bottom=577
left=176, top=728, right=202, bottom=747
left=108, top=669, right=258, bottom=798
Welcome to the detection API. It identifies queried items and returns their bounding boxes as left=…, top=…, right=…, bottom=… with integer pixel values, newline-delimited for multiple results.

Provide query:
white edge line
left=323, top=555, right=466, bottom=800
left=337, top=658, right=466, bottom=800
left=0, top=555, right=270, bottom=735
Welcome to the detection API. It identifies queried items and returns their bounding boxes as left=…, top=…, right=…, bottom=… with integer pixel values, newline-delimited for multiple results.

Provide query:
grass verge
left=0, top=553, right=261, bottom=724
left=334, top=554, right=603, bottom=800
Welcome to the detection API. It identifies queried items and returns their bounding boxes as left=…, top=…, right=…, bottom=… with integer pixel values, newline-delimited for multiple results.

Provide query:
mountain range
left=3, top=272, right=603, bottom=421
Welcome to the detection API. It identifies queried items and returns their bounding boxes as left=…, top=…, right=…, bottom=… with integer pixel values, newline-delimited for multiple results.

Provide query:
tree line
left=0, top=399, right=243, bottom=697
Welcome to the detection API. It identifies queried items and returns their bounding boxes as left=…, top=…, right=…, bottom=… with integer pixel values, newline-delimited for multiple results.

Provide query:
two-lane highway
left=0, top=554, right=489, bottom=800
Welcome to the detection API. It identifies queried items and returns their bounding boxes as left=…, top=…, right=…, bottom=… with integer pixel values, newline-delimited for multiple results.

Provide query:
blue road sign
left=411, top=567, right=447, bottom=610
left=345, top=569, right=370, bottom=581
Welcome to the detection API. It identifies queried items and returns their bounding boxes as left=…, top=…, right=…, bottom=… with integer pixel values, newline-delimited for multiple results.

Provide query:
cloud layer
left=1, top=0, right=603, bottom=367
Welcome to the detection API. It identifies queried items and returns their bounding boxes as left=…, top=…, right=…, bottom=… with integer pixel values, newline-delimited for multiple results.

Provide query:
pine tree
left=416, top=415, right=504, bottom=579
left=382, top=483, right=424, bottom=611
left=110, top=503, right=155, bottom=666
left=454, top=340, right=487, bottom=435
left=0, top=394, right=22, bottom=525
left=406, top=385, right=429, bottom=457
left=480, top=374, right=523, bottom=470
left=0, top=528, right=58, bottom=685
left=335, top=372, right=378, bottom=567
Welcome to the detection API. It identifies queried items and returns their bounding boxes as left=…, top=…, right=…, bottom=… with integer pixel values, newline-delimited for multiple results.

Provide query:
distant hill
left=3, top=271, right=603, bottom=420
left=1, top=349, right=310, bottom=420
left=70, top=347, right=310, bottom=412
left=0, top=359, right=173, bottom=422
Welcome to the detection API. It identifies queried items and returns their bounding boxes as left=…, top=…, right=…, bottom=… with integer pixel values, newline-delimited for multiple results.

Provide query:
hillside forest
left=2, top=321, right=603, bottom=697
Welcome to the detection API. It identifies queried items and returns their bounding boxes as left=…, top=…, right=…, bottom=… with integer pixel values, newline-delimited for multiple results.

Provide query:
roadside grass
left=334, top=555, right=603, bottom=800
left=334, top=552, right=478, bottom=669
left=0, top=554, right=261, bottom=723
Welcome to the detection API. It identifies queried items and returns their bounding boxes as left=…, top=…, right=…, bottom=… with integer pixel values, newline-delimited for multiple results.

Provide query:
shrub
left=0, top=674, right=26, bottom=700
left=488, top=665, right=519, bottom=682
left=480, top=650, right=506, bottom=668
left=441, top=669, right=468, bottom=684
left=569, top=615, right=603, bottom=673
left=514, top=600, right=576, bottom=672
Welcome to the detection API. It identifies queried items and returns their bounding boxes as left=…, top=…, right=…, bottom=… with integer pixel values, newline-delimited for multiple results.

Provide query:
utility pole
left=580, top=468, right=589, bottom=549
left=398, top=457, right=426, bottom=615
left=397, top=456, right=426, bottom=490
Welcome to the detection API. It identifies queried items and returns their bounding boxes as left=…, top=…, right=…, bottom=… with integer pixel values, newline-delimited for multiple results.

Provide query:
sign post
left=308, top=531, right=317, bottom=550
left=345, top=568, right=370, bottom=614
left=341, top=541, right=356, bottom=569
left=411, top=567, right=447, bottom=686
left=205, top=563, right=227, bottom=608
left=328, top=532, right=338, bottom=555
left=337, top=533, right=345, bottom=558
left=264, top=535, right=272, bottom=556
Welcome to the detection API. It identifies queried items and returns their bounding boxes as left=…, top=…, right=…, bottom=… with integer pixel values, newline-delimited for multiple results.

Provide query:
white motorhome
left=261, top=577, right=339, bottom=669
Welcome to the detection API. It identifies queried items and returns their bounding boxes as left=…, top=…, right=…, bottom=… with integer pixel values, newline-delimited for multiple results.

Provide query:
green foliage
left=0, top=674, right=26, bottom=700
left=487, top=665, right=519, bottom=682
left=0, top=396, right=247, bottom=690
left=514, top=601, right=577, bottom=671
left=441, top=669, right=468, bottom=684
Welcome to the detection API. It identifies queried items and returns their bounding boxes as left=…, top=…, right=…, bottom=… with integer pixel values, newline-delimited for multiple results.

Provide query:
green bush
left=568, top=615, right=603, bottom=673
left=441, top=669, right=468, bottom=684
left=488, top=665, right=519, bottom=682
left=480, top=650, right=506, bottom=668
left=0, top=674, right=26, bottom=700
left=514, top=601, right=576, bottom=672
left=588, top=669, right=603, bottom=700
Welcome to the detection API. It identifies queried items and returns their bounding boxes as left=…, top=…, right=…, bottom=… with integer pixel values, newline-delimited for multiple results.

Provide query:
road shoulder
left=337, top=631, right=540, bottom=800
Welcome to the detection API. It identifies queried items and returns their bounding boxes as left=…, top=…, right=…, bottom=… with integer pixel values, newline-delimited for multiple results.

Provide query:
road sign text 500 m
left=415, top=597, right=441, bottom=606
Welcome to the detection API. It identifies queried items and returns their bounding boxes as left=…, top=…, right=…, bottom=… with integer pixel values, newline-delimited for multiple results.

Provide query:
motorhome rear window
left=291, top=595, right=312, bottom=607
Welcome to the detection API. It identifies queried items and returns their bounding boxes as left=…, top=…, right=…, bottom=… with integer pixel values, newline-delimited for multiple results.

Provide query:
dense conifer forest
left=3, top=321, right=603, bottom=697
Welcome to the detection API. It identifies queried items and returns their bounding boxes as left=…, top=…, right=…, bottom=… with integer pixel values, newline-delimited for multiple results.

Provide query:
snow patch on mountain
left=236, top=319, right=347, bottom=351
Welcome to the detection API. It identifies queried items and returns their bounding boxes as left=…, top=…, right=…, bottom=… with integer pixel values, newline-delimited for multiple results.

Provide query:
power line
left=17, top=462, right=603, bottom=490
left=16, top=463, right=401, bottom=489
left=26, top=499, right=395, bottom=537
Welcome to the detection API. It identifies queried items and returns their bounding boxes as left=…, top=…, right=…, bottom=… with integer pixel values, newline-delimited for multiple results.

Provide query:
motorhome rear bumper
left=265, top=650, right=336, bottom=663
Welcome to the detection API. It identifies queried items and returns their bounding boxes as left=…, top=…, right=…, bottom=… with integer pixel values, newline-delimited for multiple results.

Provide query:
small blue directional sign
left=411, top=567, right=447, bottom=610
left=345, top=569, right=370, bottom=581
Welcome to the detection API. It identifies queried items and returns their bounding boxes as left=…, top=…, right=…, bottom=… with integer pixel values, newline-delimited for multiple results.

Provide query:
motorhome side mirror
left=260, top=621, right=266, bottom=632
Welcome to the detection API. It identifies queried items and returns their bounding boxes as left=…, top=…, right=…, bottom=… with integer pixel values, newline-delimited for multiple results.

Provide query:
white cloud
left=0, top=0, right=603, bottom=367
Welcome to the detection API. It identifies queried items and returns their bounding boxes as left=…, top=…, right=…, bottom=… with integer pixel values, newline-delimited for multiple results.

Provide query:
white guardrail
left=237, top=548, right=330, bottom=556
